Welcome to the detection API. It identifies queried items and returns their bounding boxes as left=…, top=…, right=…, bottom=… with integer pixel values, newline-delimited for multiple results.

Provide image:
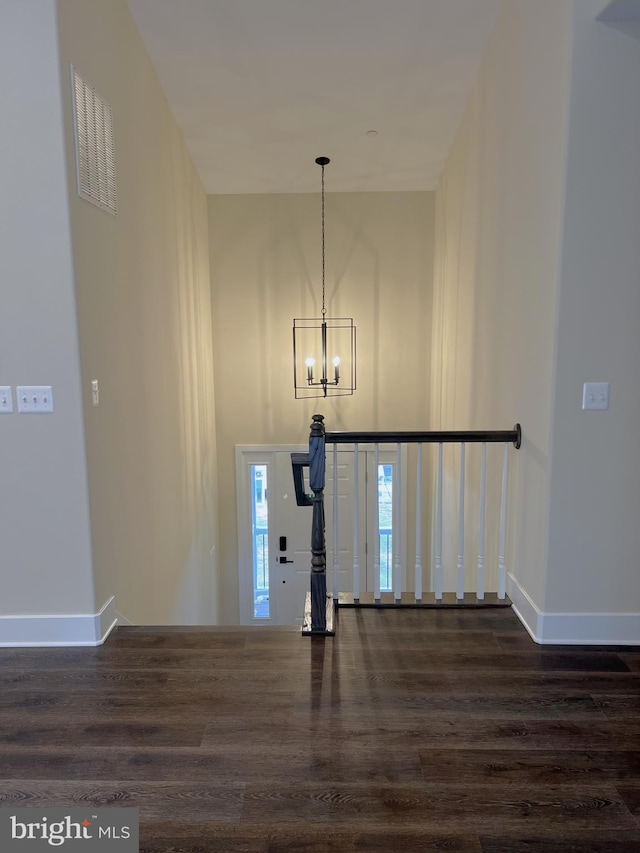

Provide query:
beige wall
left=0, top=0, right=96, bottom=617
left=55, top=0, right=220, bottom=624
left=432, top=0, right=573, bottom=609
left=546, top=0, right=640, bottom=614
left=209, top=192, right=434, bottom=621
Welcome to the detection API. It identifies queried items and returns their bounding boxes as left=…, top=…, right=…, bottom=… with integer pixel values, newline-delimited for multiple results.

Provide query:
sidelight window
left=251, top=465, right=269, bottom=618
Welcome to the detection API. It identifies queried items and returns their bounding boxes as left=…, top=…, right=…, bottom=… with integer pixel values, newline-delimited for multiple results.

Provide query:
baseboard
left=507, top=574, right=542, bottom=642
left=508, top=573, right=640, bottom=645
left=0, top=595, right=118, bottom=647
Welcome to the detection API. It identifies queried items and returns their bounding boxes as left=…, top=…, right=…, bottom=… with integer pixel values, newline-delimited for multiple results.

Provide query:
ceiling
left=127, top=0, right=502, bottom=194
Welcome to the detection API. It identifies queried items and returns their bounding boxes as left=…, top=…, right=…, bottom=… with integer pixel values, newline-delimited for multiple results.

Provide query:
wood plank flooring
left=0, top=608, right=638, bottom=852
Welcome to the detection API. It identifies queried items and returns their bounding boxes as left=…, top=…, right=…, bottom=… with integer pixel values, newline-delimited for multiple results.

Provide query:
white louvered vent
left=71, top=66, right=117, bottom=215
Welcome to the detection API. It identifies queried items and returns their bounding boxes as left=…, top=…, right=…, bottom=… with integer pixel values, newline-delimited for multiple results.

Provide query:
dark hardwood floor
left=0, top=608, right=639, bottom=852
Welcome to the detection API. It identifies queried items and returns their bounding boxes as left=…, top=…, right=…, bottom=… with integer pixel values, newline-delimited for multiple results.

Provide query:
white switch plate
left=582, top=381, right=609, bottom=411
left=91, top=379, right=99, bottom=407
left=0, top=386, right=13, bottom=413
left=17, top=385, right=54, bottom=413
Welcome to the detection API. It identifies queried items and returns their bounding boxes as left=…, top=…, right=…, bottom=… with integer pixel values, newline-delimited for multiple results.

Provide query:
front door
left=236, top=446, right=403, bottom=625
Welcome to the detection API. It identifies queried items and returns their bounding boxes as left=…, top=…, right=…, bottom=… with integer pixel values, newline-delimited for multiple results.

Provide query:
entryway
left=236, top=446, right=403, bottom=625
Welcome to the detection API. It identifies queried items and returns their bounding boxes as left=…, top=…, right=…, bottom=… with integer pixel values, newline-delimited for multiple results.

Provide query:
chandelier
left=293, top=157, right=356, bottom=399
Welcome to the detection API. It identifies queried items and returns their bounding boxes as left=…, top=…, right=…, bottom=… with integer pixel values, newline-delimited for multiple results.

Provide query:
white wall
left=55, top=0, right=220, bottom=625
left=0, top=1, right=96, bottom=636
left=434, top=0, right=640, bottom=643
left=432, top=1, right=573, bottom=612
left=209, top=192, right=434, bottom=621
left=545, top=0, right=640, bottom=624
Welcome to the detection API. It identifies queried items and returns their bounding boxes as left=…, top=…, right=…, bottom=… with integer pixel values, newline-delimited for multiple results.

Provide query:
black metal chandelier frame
left=293, top=157, right=356, bottom=400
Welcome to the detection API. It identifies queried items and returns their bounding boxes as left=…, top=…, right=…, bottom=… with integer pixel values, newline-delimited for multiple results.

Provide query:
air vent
left=71, top=66, right=117, bottom=215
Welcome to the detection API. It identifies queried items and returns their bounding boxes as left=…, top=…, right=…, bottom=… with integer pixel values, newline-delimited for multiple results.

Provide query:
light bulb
left=305, top=357, right=314, bottom=383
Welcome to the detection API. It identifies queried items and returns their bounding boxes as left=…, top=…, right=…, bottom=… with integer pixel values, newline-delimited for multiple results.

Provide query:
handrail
left=326, top=425, right=521, bottom=449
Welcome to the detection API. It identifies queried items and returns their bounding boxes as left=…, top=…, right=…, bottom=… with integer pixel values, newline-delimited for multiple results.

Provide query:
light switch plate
left=582, top=381, right=609, bottom=411
left=0, top=386, right=13, bottom=413
left=17, top=386, right=54, bottom=413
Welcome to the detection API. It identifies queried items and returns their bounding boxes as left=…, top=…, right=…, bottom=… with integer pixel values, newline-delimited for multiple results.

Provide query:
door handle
left=278, top=556, right=294, bottom=564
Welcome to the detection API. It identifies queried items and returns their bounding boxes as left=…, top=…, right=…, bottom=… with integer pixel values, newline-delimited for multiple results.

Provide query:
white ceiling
left=127, top=0, right=502, bottom=194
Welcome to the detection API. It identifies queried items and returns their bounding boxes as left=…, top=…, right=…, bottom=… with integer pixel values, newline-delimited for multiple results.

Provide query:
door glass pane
left=378, top=463, right=393, bottom=591
left=251, top=465, right=269, bottom=618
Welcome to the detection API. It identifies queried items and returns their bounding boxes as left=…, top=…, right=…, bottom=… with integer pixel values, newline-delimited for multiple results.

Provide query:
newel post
left=309, top=413, right=327, bottom=632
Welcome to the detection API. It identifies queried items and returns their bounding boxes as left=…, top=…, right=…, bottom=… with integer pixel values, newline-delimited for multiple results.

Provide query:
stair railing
left=293, top=415, right=522, bottom=635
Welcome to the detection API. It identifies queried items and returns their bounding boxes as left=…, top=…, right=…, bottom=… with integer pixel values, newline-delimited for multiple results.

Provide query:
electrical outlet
left=91, top=379, right=99, bottom=407
left=17, top=386, right=54, bottom=413
left=0, top=386, right=13, bottom=413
